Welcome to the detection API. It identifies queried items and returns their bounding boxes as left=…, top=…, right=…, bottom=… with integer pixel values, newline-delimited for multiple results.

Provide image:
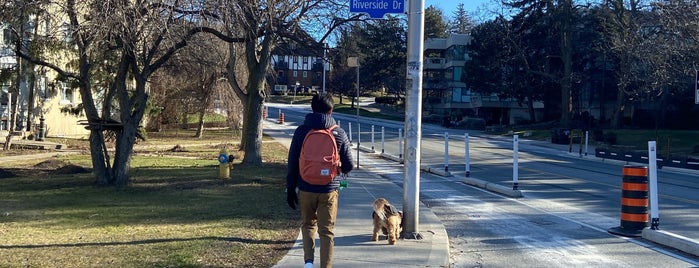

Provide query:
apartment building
left=1, top=15, right=90, bottom=140
left=423, top=34, right=544, bottom=127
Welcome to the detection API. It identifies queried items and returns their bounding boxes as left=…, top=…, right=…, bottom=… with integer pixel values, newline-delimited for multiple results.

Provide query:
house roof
left=273, top=27, right=324, bottom=57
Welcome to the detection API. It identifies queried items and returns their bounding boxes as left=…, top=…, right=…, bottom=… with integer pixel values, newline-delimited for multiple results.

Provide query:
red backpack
left=299, top=125, right=341, bottom=185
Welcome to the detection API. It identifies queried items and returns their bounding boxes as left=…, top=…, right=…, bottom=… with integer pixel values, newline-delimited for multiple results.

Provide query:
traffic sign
left=350, top=0, right=405, bottom=19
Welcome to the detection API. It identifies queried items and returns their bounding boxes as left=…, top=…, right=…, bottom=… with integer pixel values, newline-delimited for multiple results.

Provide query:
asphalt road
left=268, top=103, right=699, bottom=266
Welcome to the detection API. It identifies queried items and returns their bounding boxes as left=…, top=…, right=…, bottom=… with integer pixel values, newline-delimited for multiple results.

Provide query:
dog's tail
left=374, top=198, right=400, bottom=220
left=373, top=198, right=389, bottom=220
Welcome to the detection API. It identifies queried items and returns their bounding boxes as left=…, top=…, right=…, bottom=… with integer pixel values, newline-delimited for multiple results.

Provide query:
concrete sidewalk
left=264, top=120, right=450, bottom=268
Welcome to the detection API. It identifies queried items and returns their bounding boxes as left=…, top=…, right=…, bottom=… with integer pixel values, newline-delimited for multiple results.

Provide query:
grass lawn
left=0, top=128, right=299, bottom=268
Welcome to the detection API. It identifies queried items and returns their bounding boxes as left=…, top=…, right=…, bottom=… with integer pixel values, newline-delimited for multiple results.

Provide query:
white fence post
left=444, top=132, right=449, bottom=173
left=513, top=134, right=519, bottom=190
left=398, top=128, right=403, bottom=160
left=585, top=131, right=589, bottom=156
left=465, top=133, right=470, bottom=177
left=648, top=141, right=659, bottom=229
left=371, top=125, right=375, bottom=152
left=357, top=123, right=361, bottom=168
left=381, top=126, right=385, bottom=154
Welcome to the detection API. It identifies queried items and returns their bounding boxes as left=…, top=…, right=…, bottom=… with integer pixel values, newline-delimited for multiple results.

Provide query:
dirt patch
left=169, top=144, right=188, bottom=152
left=0, top=160, right=91, bottom=178
left=52, top=164, right=91, bottom=175
left=33, top=159, right=68, bottom=169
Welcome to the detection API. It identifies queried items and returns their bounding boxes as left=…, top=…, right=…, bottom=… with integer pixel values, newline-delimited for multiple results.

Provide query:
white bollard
left=513, top=135, right=519, bottom=190
left=648, top=141, right=659, bottom=229
left=348, top=122, right=353, bottom=144
left=585, top=131, right=589, bottom=156
left=371, top=125, right=375, bottom=152
left=357, top=123, right=360, bottom=168
left=381, top=126, right=385, bottom=154
left=444, top=132, right=449, bottom=173
left=398, top=128, right=403, bottom=160
left=465, top=133, right=470, bottom=177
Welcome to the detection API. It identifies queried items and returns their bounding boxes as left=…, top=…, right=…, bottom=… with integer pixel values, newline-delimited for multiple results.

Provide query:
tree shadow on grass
left=0, top=235, right=297, bottom=249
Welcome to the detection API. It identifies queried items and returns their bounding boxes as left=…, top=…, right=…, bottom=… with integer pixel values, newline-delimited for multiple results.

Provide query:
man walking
left=286, top=93, right=354, bottom=268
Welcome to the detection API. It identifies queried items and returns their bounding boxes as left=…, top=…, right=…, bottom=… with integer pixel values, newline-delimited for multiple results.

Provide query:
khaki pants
left=299, top=190, right=339, bottom=268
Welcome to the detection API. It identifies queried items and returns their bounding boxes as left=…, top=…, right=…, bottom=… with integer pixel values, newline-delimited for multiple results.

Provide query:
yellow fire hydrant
left=218, top=148, right=230, bottom=179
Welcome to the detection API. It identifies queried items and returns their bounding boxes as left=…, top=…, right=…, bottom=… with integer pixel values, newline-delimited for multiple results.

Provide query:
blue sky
left=424, top=0, right=497, bottom=21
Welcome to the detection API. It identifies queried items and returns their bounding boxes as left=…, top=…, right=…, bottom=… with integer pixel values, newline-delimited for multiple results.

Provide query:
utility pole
left=403, top=0, right=425, bottom=238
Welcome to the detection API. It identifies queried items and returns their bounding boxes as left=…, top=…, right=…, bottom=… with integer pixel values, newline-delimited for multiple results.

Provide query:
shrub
left=456, top=118, right=486, bottom=130
left=604, top=132, right=617, bottom=145
left=375, top=96, right=402, bottom=104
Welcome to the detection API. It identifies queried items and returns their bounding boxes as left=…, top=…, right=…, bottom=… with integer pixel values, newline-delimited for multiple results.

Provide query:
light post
left=322, top=43, right=328, bottom=93
left=347, top=57, right=359, bottom=111
left=347, top=56, right=360, bottom=168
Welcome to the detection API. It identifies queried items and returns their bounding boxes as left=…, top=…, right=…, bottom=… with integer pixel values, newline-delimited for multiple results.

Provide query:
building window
left=451, top=87, right=471, bottom=103
left=39, top=76, right=47, bottom=101
left=60, top=82, right=74, bottom=104
left=62, top=23, right=73, bottom=44
left=303, top=56, right=308, bottom=64
left=2, top=28, right=13, bottom=46
left=303, top=71, right=307, bottom=78
left=293, top=71, right=298, bottom=77
left=452, top=67, right=463, bottom=82
left=446, top=45, right=467, bottom=61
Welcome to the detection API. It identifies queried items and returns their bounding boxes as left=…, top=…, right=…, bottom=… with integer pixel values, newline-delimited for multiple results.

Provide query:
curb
left=642, top=229, right=699, bottom=256
left=462, top=176, right=523, bottom=198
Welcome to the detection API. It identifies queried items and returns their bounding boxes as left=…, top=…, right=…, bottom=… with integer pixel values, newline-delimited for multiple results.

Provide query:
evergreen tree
left=425, top=5, right=448, bottom=39
left=450, top=3, right=474, bottom=34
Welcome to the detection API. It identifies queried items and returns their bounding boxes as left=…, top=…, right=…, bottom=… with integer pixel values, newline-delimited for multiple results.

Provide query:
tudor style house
left=270, top=33, right=328, bottom=96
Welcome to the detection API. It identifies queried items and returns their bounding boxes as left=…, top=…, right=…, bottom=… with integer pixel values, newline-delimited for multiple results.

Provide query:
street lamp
left=347, top=57, right=359, bottom=112
left=322, top=43, right=328, bottom=93
left=347, top=56, right=360, bottom=168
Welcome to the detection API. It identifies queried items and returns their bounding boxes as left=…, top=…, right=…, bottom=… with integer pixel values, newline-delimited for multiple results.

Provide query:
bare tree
left=5, top=0, right=224, bottom=185
left=154, top=34, right=230, bottom=138
left=216, top=1, right=361, bottom=165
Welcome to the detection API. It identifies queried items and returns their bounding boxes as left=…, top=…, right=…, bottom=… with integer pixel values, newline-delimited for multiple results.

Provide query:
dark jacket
left=286, top=112, right=354, bottom=193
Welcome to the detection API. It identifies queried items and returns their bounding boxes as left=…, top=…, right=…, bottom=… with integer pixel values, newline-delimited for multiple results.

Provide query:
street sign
left=350, top=0, right=405, bottom=19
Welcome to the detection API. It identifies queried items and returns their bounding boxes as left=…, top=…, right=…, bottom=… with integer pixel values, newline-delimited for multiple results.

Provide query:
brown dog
left=371, top=198, right=403, bottom=245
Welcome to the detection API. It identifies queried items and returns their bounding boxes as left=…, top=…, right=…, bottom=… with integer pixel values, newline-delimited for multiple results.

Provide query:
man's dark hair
left=311, top=92, right=334, bottom=114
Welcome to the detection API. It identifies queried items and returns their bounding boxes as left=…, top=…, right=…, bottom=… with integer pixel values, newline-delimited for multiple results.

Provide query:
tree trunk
left=241, top=78, right=265, bottom=165
left=558, top=0, right=573, bottom=127
left=181, top=110, right=189, bottom=129
left=90, top=129, right=111, bottom=185
left=527, top=97, right=536, bottom=123
left=195, top=106, right=206, bottom=138
left=611, top=87, right=625, bottom=129
left=112, top=121, right=137, bottom=186
left=3, top=91, right=17, bottom=150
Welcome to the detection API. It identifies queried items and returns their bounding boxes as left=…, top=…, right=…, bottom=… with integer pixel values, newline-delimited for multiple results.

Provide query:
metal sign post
left=402, top=0, right=424, bottom=238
